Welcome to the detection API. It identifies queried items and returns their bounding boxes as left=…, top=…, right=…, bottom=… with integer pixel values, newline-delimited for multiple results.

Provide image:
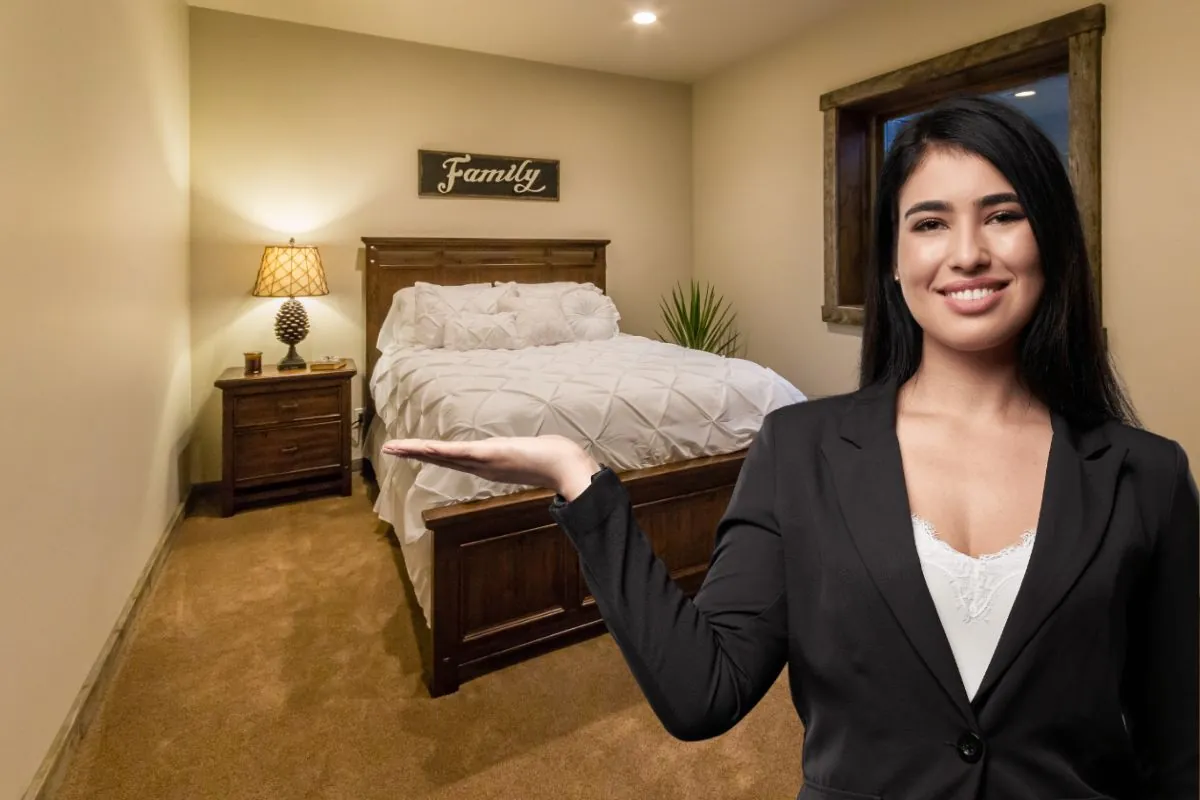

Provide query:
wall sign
left=418, top=150, right=560, bottom=201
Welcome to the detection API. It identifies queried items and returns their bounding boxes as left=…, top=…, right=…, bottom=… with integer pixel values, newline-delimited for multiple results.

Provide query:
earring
left=893, top=273, right=900, bottom=282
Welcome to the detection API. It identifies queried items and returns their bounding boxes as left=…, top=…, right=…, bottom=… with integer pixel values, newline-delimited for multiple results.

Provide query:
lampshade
left=251, top=238, right=329, bottom=298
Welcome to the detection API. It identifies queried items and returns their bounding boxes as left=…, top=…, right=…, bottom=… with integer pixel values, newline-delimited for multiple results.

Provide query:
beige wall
left=0, top=0, right=191, bottom=795
left=695, top=0, right=1200, bottom=457
left=189, top=9, right=693, bottom=483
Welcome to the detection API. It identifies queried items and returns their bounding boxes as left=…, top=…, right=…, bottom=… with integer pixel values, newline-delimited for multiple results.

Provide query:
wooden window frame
left=820, top=4, right=1105, bottom=327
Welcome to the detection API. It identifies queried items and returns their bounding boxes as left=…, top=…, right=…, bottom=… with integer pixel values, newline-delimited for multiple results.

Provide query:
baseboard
left=21, top=491, right=192, bottom=800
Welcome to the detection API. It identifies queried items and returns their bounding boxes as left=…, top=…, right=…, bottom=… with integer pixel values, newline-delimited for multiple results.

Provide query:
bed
left=360, top=236, right=805, bottom=697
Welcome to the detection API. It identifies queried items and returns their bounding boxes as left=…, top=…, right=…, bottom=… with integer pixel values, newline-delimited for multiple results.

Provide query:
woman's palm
left=381, top=434, right=595, bottom=492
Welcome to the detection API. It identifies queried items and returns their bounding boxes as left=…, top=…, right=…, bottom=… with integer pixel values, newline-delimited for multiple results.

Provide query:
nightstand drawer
left=234, top=387, right=340, bottom=428
left=234, top=422, right=342, bottom=481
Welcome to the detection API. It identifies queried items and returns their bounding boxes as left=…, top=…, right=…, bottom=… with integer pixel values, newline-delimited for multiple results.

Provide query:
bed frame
left=361, top=236, right=746, bottom=697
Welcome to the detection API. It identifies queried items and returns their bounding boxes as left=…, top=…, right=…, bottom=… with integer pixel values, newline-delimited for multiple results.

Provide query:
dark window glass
left=882, top=73, right=1069, bottom=162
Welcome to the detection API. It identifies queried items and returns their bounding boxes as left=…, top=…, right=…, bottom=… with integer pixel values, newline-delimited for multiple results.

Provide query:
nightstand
left=214, top=360, right=357, bottom=516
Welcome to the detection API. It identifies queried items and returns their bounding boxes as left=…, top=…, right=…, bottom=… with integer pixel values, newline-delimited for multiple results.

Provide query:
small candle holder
left=244, top=351, right=263, bottom=375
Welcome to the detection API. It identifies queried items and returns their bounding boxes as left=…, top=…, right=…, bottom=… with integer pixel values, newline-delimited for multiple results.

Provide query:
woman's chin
left=923, top=317, right=1025, bottom=355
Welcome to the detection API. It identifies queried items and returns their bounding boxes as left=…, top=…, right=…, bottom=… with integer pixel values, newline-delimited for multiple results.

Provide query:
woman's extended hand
left=381, top=434, right=601, bottom=500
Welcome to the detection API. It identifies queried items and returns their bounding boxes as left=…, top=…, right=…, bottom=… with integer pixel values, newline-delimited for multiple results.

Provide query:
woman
left=383, top=97, right=1198, bottom=799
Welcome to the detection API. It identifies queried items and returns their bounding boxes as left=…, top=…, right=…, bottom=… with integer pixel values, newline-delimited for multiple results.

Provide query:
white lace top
left=912, top=515, right=1036, bottom=700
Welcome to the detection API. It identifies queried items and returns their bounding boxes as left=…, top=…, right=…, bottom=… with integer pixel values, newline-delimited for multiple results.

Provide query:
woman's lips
left=939, top=283, right=1008, bottom=315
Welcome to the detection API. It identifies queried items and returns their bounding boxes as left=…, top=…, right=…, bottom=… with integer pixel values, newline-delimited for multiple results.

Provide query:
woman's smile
left=936, top=277, right=1012, bottom=315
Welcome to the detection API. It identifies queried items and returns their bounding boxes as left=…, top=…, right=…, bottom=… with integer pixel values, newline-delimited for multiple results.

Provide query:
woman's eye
left=989, top=210, right=1027, bottom=224
left=913, top=218, right=944, bottom=232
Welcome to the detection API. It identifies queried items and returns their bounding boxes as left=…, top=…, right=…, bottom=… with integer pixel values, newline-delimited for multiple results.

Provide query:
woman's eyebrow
left=903, top=200, right=949, bottom=219
left=979, top=192, right=1020, bottom=208
left=903, top=192, right=1021, bottom=219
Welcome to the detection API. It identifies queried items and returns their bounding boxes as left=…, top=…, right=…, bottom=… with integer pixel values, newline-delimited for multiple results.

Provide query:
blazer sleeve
left=547, top=412, right=788, bottom=741
left=1125, top=442, right=1199, bottom=799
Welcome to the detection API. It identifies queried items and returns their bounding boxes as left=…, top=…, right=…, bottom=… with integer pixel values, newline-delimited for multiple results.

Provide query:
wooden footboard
left=420, top=451, right=746, bottom=697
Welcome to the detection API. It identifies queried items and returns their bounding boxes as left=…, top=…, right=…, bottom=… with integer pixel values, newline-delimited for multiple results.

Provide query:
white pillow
left=497, top=295, right=575, bottom=347
left=496, top=281, right=603, bottom=299
left=377, top=286, right=419, bottom=351
left=443, top=311, right=522, bottom=351
left=413, top=282, right=516, bottom=348
left=560, top=287, right=621, bottom=340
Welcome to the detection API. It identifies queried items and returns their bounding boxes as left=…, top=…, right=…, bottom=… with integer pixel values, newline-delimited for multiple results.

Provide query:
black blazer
left=548, top=380, right=1198, bottom=800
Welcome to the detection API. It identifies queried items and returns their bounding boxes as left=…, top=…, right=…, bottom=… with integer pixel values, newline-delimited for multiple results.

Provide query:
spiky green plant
left=656, top=280, right=743, bottom=357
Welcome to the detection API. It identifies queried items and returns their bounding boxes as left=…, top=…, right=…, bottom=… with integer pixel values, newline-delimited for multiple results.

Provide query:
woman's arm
left=1125, top=442, right=1199, bottom=798
left=548, top=413, right=788, bottom=741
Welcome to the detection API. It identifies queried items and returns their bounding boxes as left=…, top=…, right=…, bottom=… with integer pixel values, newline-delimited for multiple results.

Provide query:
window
left=820, top=5, right=1104, bottom=327
left=881, top=73, right=1070, bottom=161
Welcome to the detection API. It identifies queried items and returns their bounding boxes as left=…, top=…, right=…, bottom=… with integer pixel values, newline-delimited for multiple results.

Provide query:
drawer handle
left=278, top=402, right=300, bottom=411
left=280, top=444, right=299, bottom=454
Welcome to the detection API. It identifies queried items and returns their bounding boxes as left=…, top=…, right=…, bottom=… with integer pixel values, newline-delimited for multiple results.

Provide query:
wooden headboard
left=360, top=236, right=610, bottom=421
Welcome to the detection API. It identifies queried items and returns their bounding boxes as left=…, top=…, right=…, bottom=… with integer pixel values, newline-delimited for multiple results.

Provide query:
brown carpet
left=54, top=476, right=804, bottom=799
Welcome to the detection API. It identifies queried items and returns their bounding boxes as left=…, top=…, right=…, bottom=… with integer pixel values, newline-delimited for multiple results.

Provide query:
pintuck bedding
left=368, top=333, right=806, bottom=622
left=371, top=333, right=805, bottom=537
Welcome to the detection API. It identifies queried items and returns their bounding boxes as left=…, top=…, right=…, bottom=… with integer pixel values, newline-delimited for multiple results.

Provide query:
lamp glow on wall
left=251, top=238, right=329, bottom=370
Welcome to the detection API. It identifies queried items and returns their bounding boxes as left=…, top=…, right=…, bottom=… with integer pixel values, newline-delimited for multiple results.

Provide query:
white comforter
left=369, top=333, right=806, bottom=546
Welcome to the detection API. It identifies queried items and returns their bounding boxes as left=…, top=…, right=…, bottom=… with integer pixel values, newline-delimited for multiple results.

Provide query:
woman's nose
left=949, top=224, right=990, bottom=271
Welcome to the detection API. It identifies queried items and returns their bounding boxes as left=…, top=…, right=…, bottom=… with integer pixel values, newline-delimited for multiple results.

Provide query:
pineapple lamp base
left=275, top=296, right=310, bottom=371
left=278, top=343, right=307, bottom=371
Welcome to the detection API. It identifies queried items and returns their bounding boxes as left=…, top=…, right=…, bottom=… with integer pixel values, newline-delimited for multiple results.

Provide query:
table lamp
left=251, top=238, right=329, bottom=371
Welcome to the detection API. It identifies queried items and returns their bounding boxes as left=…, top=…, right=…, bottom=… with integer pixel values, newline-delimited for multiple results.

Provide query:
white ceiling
left=187, top=0, right=859, bottom=83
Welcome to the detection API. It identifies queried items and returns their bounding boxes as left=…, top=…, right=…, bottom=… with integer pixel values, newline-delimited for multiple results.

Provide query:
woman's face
left=894, top=146, right=1044, bottom=353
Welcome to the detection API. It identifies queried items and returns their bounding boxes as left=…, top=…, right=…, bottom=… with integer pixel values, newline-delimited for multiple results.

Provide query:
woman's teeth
left=948, top=287, right=997, bottom=301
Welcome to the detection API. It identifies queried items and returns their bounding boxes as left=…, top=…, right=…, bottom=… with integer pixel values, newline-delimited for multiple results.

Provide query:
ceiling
left=187, top=0, right=859, bottom=83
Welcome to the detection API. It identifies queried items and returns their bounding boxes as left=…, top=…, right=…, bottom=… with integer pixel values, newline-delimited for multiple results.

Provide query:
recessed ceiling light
left=632, top=11, right=657, bottom=25
left=1014, top=90, right=1036, bottom=98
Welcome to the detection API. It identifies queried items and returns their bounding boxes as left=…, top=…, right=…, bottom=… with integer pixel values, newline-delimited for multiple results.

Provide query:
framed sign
left=418, top=149, right=560, bottom=201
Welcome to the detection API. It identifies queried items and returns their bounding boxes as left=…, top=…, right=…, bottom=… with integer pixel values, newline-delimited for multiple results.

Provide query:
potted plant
left=656, top=280, right=743, bottom=357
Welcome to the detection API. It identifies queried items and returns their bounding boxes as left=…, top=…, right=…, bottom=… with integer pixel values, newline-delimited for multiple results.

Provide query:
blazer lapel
left=822, top=381, right=976, bottom=725
left=971, top=413, right=1127, bottom=705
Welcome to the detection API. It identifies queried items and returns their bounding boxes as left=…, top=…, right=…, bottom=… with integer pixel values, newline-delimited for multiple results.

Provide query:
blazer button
left=956, top=731, right=984, bottom=763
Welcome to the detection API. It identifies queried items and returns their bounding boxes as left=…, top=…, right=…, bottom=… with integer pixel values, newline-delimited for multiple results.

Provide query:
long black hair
left=859, top=94, right=1138, bottom=429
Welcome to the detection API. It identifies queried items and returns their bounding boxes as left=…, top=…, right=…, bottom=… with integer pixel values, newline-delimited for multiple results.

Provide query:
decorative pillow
left=497, top=295, right=575, bottom=347
left=560, top=287, right=621, bottom=340
left=377, top=286, right=419, bottom=351
left=443, top=311, right=522, bottom=351
left=413, top=282, right=516, bottom=347
left=496, top=281, right=603, bottom=299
